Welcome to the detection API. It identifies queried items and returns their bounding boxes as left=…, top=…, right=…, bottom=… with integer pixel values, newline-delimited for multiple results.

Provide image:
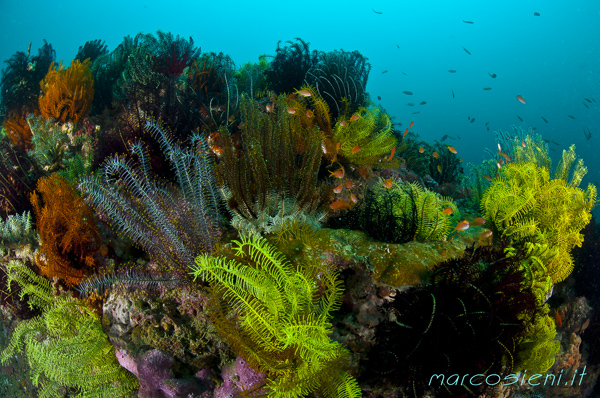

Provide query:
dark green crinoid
left=357, top=180, right=458, bottom=243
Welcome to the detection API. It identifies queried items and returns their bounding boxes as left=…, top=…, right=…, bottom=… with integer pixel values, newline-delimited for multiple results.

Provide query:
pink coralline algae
left=214, top=356, right=266, bottom=398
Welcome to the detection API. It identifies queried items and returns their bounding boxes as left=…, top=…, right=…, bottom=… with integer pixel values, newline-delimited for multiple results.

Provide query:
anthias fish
left=454, top=220, right=470, bottom=231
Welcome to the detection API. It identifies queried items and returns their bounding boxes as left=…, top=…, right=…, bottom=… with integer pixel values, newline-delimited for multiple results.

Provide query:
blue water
left=1, top=0, right=599, bottom=187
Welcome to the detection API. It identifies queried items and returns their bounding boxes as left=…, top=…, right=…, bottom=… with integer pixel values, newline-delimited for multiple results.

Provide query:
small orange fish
left=454, top=220, right=470, bottom=231
left=330, top=199, right=351, bottom=211
left=306, top=110, right=314, bottom=118
left=482, top=175, right=492, bottom=181
left=287, top=107, right=296, bottom=114
left=516, top=94, right=526, bottom=104
left=442, top=207, right=453, bottom=215
left=581, top=318, right=590, bottom=333
left=297, top=89, right=312, bottom=97
left=437, top=165, right=442, bottom=173
left=409, top=121, right=415, bottom=128
left=403, top=128, right=409, bottom=139
left=266, top=104, right=273, bottom=112
left=383, top=179, right=393, bottom=188
left=479, top=230, right=493, bottom=239
left=333, top=183, right=343, bottom=194
left=419, top=146, right=425, bottom=153
left=498, top=158, right=505, bottom=165
left=496, top=162, right=502, bottom=169
left=329, top=165, right=345, bottom=179
left=350, top=193, right=358, bottom=203
left=350, top=114, right=360, bottom=121
left=522, top=140, right=526, bottom=148
left=447, top=145, right=457, bottom=154
left=345, top=181, right=353, bottom=189
left=340, top=120, right=348, bottom=127
left=472, top=217, right=486, bottom=226
left=554, top=310, right=562, bottom=327
left=351, top=145, right=361, bottom=154
left=387, top=146, right=396, bottom=161
left=336, top=142, right=341, bottom=151
left=432, top=151, right=439, bottom=159
left=498, top=151, right=510, bottom=162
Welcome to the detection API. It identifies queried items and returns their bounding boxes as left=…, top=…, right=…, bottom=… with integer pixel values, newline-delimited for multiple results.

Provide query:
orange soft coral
left=30, top=174, right=100, bottom=287
left=38, top=59, right=94, bottom=123
left=2, top=111, right=33, bottom=150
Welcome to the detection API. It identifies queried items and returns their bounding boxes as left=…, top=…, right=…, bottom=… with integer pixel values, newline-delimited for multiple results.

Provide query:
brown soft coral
left=30, top=174, right=99, bottom=287
left=38, top=59, right=94, bottom=123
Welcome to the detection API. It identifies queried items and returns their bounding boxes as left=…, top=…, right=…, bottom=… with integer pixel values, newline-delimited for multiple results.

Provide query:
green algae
left=277, top=222, right=490, bottom=288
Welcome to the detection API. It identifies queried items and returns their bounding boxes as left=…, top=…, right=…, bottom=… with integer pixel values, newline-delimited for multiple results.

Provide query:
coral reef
left=2, top=29, right=598, bottom=398
left=26, top=115, right=97, bottom=176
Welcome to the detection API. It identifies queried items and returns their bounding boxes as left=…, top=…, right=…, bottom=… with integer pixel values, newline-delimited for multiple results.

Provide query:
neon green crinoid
left=505, top=242, right=555, bottom=305
left=190, top=234, right=361, bottom=398
left=331, top=105, right=396, bottom=166
left=0, top=261, right=139, bottom=398
left=514, top=306, right=560, bottom=374
left=481, top=155, right=596, bottom=284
